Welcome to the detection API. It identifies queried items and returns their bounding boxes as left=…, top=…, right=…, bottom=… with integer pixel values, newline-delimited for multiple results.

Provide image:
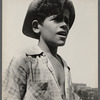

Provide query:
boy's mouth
left=57, top=31, right=67, bottom=36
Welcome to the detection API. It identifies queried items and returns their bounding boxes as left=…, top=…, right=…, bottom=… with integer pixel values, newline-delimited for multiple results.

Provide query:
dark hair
left=34, top=0, right=63, bottom=24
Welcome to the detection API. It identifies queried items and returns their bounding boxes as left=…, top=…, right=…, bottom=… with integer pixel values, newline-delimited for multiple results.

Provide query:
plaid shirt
left=2, top=45, right=77, bottom=100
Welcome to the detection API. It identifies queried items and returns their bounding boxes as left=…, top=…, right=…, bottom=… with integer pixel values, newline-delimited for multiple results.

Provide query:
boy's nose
left=60, top=22, right=69, bottom=31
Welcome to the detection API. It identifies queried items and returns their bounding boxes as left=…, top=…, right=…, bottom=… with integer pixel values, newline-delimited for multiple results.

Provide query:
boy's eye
left=52, top=15, right=63, bottom=22
left=52, top=15, right=69, bottom=24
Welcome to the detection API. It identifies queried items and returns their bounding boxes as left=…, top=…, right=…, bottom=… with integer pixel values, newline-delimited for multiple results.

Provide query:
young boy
left=3, top=0, right=79, bottom=100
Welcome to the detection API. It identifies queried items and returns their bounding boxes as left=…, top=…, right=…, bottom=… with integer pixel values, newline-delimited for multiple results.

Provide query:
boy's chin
left=57, top=40, right=66, bottom=46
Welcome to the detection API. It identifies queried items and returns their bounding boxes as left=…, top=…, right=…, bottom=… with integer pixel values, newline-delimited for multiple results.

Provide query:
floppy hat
left=22, top=0, right=75, bottom=39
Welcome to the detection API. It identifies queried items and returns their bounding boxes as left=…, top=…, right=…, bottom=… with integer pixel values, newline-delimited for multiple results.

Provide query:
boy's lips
left=57, top=31, right=67, bottom=36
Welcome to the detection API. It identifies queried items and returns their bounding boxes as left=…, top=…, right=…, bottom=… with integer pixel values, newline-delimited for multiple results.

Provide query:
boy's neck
left=38, top=39, right=58, bottom=57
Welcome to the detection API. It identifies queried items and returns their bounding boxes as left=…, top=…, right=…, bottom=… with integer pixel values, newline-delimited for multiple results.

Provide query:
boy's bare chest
left=49, top=57, right=65, bottom=87
left=49, top=57, right=66, bottom=99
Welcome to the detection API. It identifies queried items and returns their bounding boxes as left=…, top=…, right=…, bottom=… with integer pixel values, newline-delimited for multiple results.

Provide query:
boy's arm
left=2, top=56, right=29, bottom=100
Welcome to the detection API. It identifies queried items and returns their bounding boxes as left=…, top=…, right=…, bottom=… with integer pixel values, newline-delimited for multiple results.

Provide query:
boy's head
left=22, top=0, right=75, bottom=39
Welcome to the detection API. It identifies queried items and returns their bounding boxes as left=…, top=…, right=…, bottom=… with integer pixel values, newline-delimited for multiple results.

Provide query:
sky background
left=3, top=0, right=98, bottom=88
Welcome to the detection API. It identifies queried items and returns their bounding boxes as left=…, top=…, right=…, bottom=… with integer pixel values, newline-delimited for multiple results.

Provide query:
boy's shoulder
left=20, top=45, right=42, bottom=56
left=12, top=45, right=43, bottom=63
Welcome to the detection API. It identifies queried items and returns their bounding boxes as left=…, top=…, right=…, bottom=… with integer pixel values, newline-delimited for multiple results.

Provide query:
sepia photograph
left=2, top=0, right=98, bottom=100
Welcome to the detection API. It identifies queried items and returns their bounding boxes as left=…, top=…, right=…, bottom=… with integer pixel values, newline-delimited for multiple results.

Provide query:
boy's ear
left=32, top=20, right=41, bottom=34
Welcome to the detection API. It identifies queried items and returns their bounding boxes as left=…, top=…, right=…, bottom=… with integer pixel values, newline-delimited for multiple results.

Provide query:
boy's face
left=39, top=9, right=69, bottom=46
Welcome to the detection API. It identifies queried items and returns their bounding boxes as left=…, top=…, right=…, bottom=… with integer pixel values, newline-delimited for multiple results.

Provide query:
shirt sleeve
left=2, top=56, right=29, bottom=100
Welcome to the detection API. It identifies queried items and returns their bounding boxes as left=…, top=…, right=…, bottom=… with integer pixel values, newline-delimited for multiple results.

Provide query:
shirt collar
left=25, top=45, right=70, bottom=70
